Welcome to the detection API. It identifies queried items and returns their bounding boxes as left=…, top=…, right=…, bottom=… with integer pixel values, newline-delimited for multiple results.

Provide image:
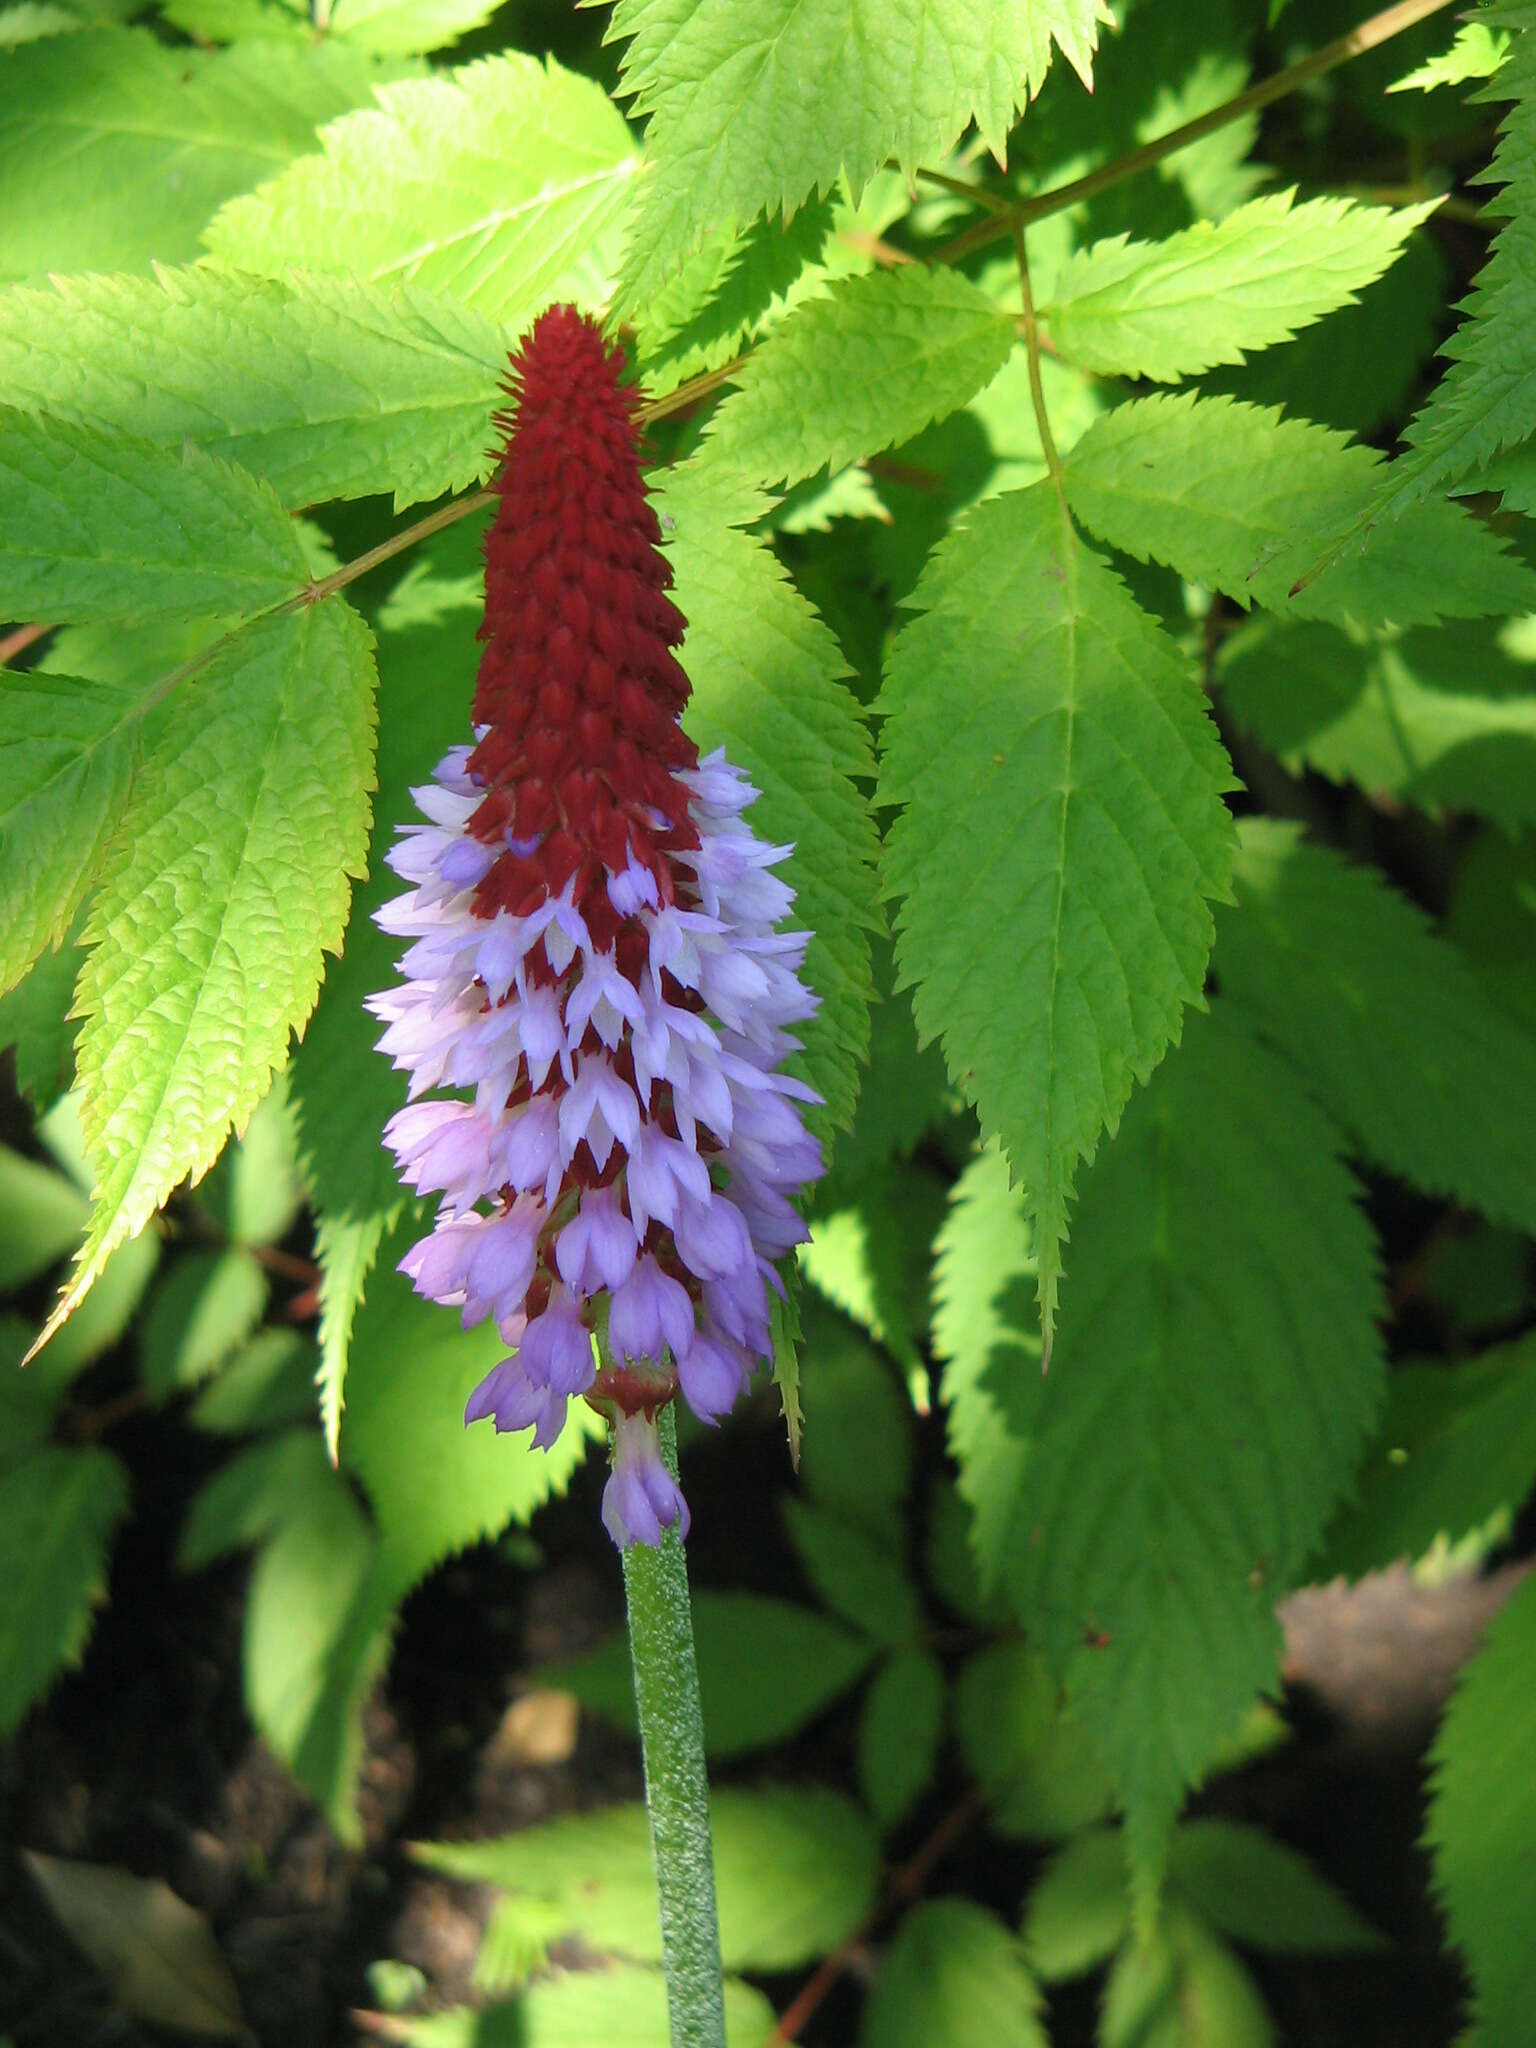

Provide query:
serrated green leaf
left=867, top=343, right=1104, bottom=603
left=1064, top=393, right=1536, bottom=629
left=32, top=0, right=139, bottom=20
left=1352, top=23, right=1536, bottom=529
left=0, top=921, right=83, bottom=1112
left=190, top=1328, right=318, bottom=1435
left=611, top=0, right=1112, bottom=305
left=774, top=1220, right=803, bottom=1462
left=241, top=1443, right=382, bottom=1814
left=772, top=462, right=890, bottom=535
left=926, top=1475, right=1005, bottom=1626
left=203, top=1075, right=305, bottom=1247
left=177, top=1427, right=326, bottom=1570
left=1480, top=434, right=1536, bottom=516
left=881, top=481, right=1236, bottom=1348
left=660, top=461, right=881, bottom=1137
left=1428, top=1570, right=1536, bottom=2048
left=774, top=1277, right=811, bottom=1458
left=1217, top=820, right=1536, bottom=1235
left=419, top=1784, right=879, bottom=1976
left=1167, top=1820, right=1382, bottom=1954
left=1390, top=21, right=1512, bottom=93
left=205, top=53, right=638, bottom=329
left=163, top=0, right=498, bottom=53
left=178, top=1421, right=390, bottom=1833
left=0, top=27, right=402, bottom=285
left=858, top=1900, right=1048, bottom=2048
left=635, top=199, right=836, bottom=398
left=0, top=267, right=510, bottom=513
left=932, top=1143, right=1038, bottom=1580
left=289, top=543, right=484, bottom=1437
left=1102, top=1906, right=1276, bottom=2048
left=0, top=412, right=308, bottom=626
left=858, top=1647, right=944, bottom=1831
left=1039, top=190, right=1435, bottom=381
left=0, top=673, right=142, bottom=1001
left=1449, top=827, right=1536, bottom=1033
left=0, top=1143, right=87, bottom=1290
left=341, top=1229, right=600, bottom=1613
left=1218, top=614, right=1536, bottom=827
left=139, top=1247, right=269, bottom=1400
left=27, top=1233, right=159, bottom=1389
left=954, top=1642, right=1114, bottom=1840
left=36, top=603, right=377, bottom=1353
left=0, top=1444, right=129, bottom=1733
left=1423, top=1222, right=1531, bottom=1338
left=470, top=1896, right=564, bottom=1995
left=704, top=266, right=1017, bottom=489
left=1209, top=230, right=1448, bottom=440
left=547, top=1589, right=875, bottom=1757
left=937, top=1004, right=1384, bottom=1907
left=800, top=1161, right=947, bottom=1373
left=1136, top=48, right=1266, bottom=225
left=289, top=563, right=481, bottom=1227
left=797, top=1293, right=913, bottom=1540
left=35, top=611, right=242, bottom=697
left=314, top=1211, right=388, bottom=1462
left=396, top=1969, right=780, bottom=2048
left=24, top=1852, right=245, bottom=2038
left=821, top=940, right=952, bottom=1202
left=1022, top=1828, right=1131, bottom=1982
left=783, top=1496, right=923, bottom=1642
left=0, top=3, right=80, bottom=42
left=1319, top=1338, right=1536, bottom=1582
left=0, top=1317, right=64, bottom=1470
left=40, top=1085, right=127, bottom=1188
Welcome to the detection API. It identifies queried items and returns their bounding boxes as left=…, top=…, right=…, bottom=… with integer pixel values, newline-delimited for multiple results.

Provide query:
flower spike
left=369, top=305, right=822, bottom=1547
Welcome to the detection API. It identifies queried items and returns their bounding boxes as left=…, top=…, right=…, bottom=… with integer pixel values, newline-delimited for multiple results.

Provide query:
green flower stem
left=621, top=1405, right=727, bottom=2048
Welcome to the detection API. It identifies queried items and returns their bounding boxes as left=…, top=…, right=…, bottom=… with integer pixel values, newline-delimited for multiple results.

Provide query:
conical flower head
left=368, top=305, right=822, bottom=1546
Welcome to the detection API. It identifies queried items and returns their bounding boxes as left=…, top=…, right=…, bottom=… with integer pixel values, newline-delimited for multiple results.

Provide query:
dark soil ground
left=0, top=1357, right=1514, bottom=2048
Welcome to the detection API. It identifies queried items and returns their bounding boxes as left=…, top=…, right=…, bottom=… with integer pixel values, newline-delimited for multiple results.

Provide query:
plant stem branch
left=1339, top=181, right=1489, bottom=223
left=767, top=1791, right=985, bottom=2045
left=293, top=491, right=495, bottom=610
left=912, top=165, right=1014, bottom=214
left=639, top=355, right=751, bottom=425
left=250, top=1243, right=324, bottom=1285
left=123, top=351, right=753, bottom=724
left=1012, top=220, right=1062, bottom=491
left=0, top=620, right=52, bottom=668
left=116, top=0, right=1456, bottom=734
left=622, top=1406, right=726, bottom=2048
left=933, top=0, right=1460, bottom=266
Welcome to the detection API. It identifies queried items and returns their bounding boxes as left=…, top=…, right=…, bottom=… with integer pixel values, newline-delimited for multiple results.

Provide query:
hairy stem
left=622, top=1406, right=727, bottom=2048
left=934, top=0, right=1460, bottom=265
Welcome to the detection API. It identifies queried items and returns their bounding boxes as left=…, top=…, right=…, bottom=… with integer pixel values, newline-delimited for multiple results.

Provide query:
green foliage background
left=3, top=0, right=1536, bottom=2042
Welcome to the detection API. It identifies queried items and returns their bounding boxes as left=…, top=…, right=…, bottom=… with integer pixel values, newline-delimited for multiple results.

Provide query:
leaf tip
left=23, top=1273, right=86, bottom=1366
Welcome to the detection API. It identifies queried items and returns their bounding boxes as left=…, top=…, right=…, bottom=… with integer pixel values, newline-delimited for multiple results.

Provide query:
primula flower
left=368, top=305, right=822, bottom=1548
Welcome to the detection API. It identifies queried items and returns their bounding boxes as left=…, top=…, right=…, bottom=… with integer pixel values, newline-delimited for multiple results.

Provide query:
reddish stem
left=0, top=620, right=51, bottom=667
left=768, top=1791, right=985, bottom=2044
